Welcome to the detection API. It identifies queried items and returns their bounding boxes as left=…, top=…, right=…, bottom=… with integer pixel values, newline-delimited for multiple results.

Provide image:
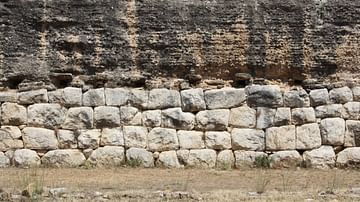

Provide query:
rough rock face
left=1, top=0, right=360, bottom=89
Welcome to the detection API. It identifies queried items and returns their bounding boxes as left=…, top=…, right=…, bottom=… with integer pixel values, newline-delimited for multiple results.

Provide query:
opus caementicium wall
left=1, top=84, right=360, bottom=169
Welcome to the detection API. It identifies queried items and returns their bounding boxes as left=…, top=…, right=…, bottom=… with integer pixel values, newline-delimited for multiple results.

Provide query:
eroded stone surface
left=1, top=102, right=27, bottom=125
left=77, top=129, right=101, bottom=149
left=274, top=108, right=291, bottom=126
left=120, top=106, right=142, bottom=126
left=162, top=108, right=195, bottom=130
left=142, top=110, right=162, bottom=127
left=320, top=118, right=345, bottom=146
left=296, top=123, right=322, bottom=150
left=88, top=146, right=125, bottom=167
left=246, top=85, right=283, bottom=107
left=100, top=128, right=124, bottom=146
left=123, top=126, right=147, bottom=149
left=62, top=107, right=93, bottom=130
left=148, top=128, right=179, bottom=151
left=329, top=86, right=353, bottom=104
left=58, top=129, right=77, bottom=149
left=256, top=107, right=276, bottom=129
left=187, top=149, right=217, bottom=168
left=204, top=88, right=246, bottom=109
left=303, top=146, right=335, bottom=169
left=234, top=150, right=267, bottom=168
left=126, top=147, right=154, bottom=168
left=83, top=88, right=105, bottom=107
left=14, top=149, right=40, bottom=168
left=157, top=150, right=181, bottom=168
left=177, top=130, right=204, bottom=149
left=344, top=120, right=360, bottom=147
left=147, top=89, right=181, bottom=109
left=309, top=89, right=329, bottom=106
left=270, top=150, right=302, bottom=168
left=291, top=107, right=316, bottom=125
left=266, top=125, right=296, bottom=151
left=196, top=109, right=229, bottom=131
left=42, top=149, right=86, bottom=167
left=231, top=128, right=265, bottom=151
left=27, top=104, right=66, bottom=129
left=216, top=150, right=235, bottom=169
left=180, top=88, right=206, bottom=112
left=22, top=127, right=58, bottom=150
left=18, top=89, right=48, bottom=104
left=105, top=88, right=130, bottom=106
left=229, top=106, right=256, bottom=128
left=284, top=88, right=310, bottom=108
left=315, top=104, right=345, bottom=118
left=336, top=147, right=360, bottom=168
left=205, top=131, right=231, bottom=150
left=94, top=106, right=120, bottom=128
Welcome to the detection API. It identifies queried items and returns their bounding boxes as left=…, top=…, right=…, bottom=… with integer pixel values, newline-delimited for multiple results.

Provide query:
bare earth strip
left=1, top=168, right=360, bottom=201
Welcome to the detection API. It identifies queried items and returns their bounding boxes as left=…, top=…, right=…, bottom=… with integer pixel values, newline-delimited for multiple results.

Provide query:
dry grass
left=1, top=168, right=360, bottom=201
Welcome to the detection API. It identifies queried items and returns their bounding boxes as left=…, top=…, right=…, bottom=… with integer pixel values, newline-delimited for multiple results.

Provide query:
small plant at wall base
left=254, top=156, right=271, bottom=168
left=126, top=158, right=143, bottom=168
left=20, top=168, right=45, bottom=200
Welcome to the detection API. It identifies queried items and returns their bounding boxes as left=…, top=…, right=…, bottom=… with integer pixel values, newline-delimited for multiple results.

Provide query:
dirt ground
left=1, top=168, right=360, bottom=201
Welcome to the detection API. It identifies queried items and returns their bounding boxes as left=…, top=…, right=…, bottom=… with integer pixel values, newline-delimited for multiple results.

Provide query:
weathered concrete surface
left=1, top=0, right=360, bottom=89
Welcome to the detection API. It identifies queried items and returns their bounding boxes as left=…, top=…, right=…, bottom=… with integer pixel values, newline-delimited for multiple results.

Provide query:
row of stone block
left=1, top=146, right=359, bottom=169
left=1, top=120, right=360, bottom=153
left=0, top=85, right=359, bottom=110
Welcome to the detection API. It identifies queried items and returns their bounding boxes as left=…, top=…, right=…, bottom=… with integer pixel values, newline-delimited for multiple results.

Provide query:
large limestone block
left=216, top=150, right=235, bottom=169
left=296, top=123, right=322, bottom=150
left=204, top=88, right=246, bottom=109
left=58, top=129, right=77, bottom=149
left=231, top=128, right=265, bottom=151
left=0, top=152, right=10, bottom=168
left=177, top=150, right=190, bottom=165
left=352, top=87, right=360, bottom=101
left=147, top=88, right=181, bottom=109
left=48, top=87, right=82, bottom=107
left=62, top=107, right=93, bottom=130
left=320, top=118, right=345, bottom=146
left=126, top=147, right=154, bottom=168
left=63, top=87, right=82, bottom=106
left=246, top=85, right=283, bottom=107
left=345, top=120, right=360, bottom=147
left=329, top=86, right=353, bottom=104
left=14, top=149, right=40, bottom=168
left=105, top=88, right=129, bottom=106
left=129, top=89, right=149, bottom=109
left=1, top=126, right=22, bottom=139
left=78, top=129, right=101, bottom=149
left=336, top=147, right=360, bottom=168
left=0, top=91, right=17, bottom=102
left=205, top=131, right=231, bottom=150
left=0, top=139, right=23, bottom=151
left=229, top=106, right=256, bottom=128
left=303, top=146, right=335, bottom=169
left=94, top=106, right=120, bottom=128
left=187, top=149, right=217, bottom=168
left=123, top=126, right=147, bottom=148
left=234, top=150, right=267, bottom=168
left=177, top=130, right=204, bottom=149
left=41, top=149, right=86, bottom=167
left=142, top=110, right=162, bottom=127
left=270, top=150, right=302, bottom=168
left=88, top=146, right=125, bottom=167
left=148, top=127, right=179, bottom=151
left=27, top=104, right=66, bottom=129
left=291, top=107, right=316, bottom=125
left=196, top=109, right=229, bottom=131
left=343, top=102, right=360, bottom=120
left=309, top=88, right=329, bottom=106
left=284, top=88, right=310, bottom=108
left=256, top=107, right=276, bottom=129
left=266, top=125, right=296, bottom=151
left=162, top=108, right=195, bottom=130
left=120, top=106, right=142, bottom=126
left=18, top=89, right=48, bottom=104
left=1, top=102, right=27, bottom=125
left=315, top=104, right=345, bottom=118
left=100, top=128, right=124, bottom=146
left=157, top=150, right=181, bottom=168
left=83, top=88, right=105, bottom=106
left=22, top=127, right=58, bottom=150
left=274, top=107, right=291, bottom=126
left=180, top=88, right=206, bottom=112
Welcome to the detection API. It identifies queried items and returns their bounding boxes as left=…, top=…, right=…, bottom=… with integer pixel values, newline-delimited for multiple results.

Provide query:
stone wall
left=1, top=84, right=360, bottom=169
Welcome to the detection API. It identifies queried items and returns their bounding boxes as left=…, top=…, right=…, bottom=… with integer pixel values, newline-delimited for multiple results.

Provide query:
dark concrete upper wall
left=0, top=0, right=359, bottom=88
